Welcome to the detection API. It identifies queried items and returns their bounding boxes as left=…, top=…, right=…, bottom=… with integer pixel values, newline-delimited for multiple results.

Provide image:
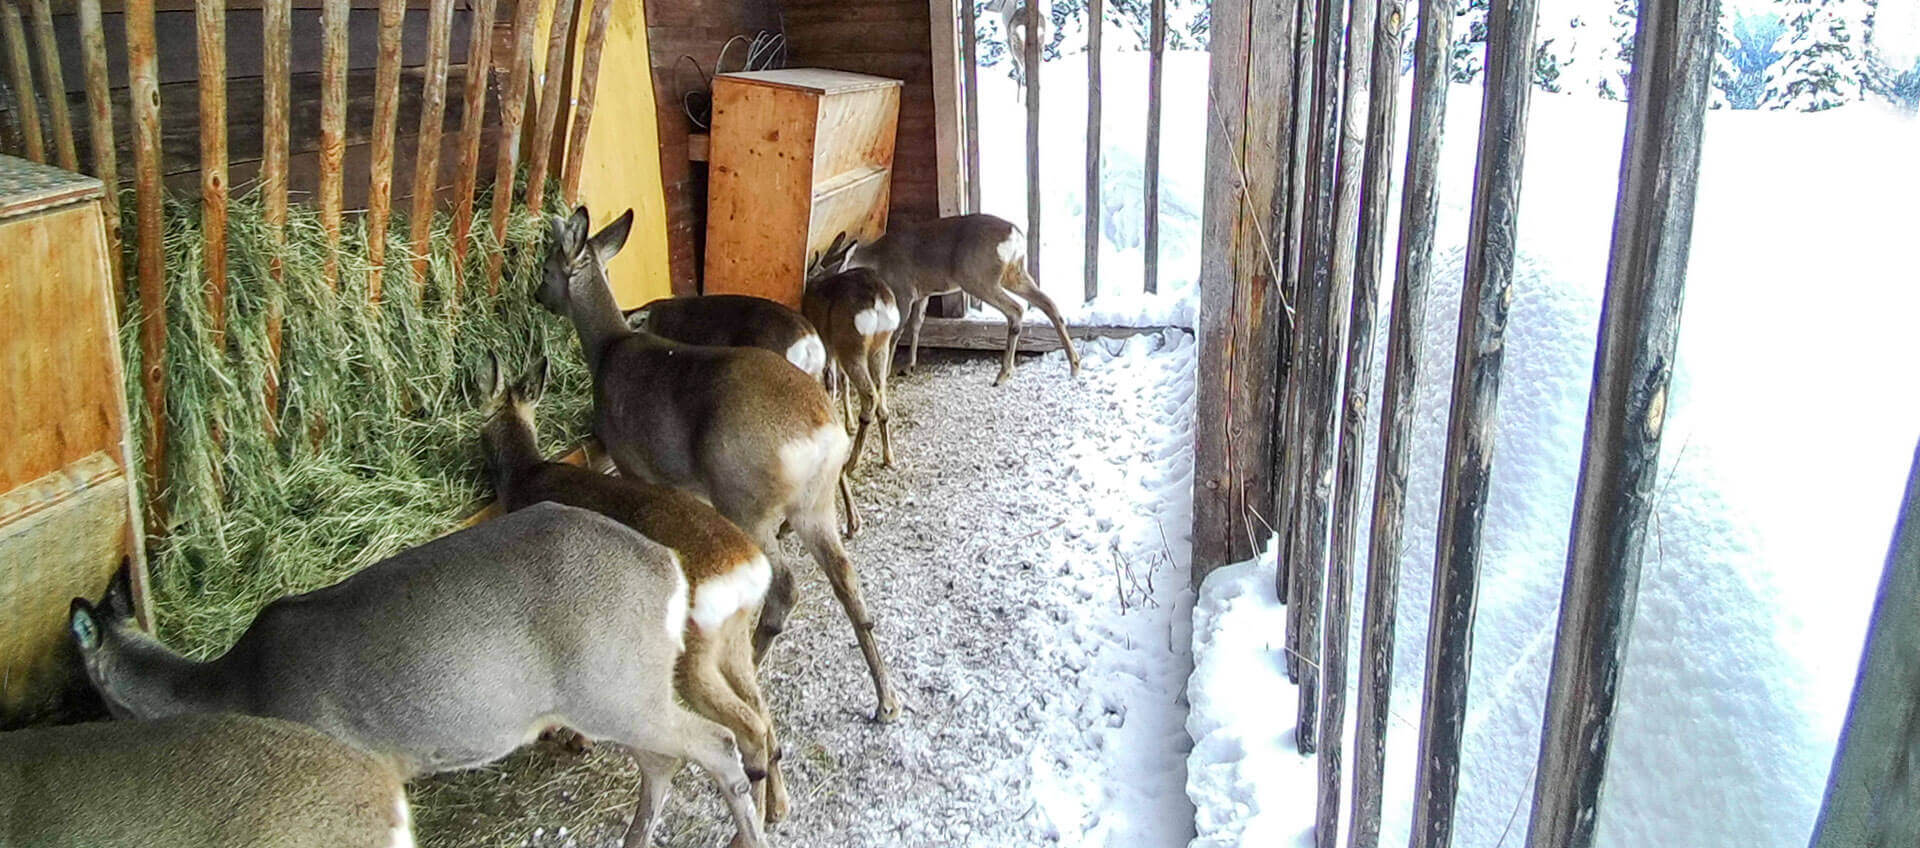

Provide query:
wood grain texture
left=1083, top=0, right=1099, bottom=303
left=259, top=0, right=288, bottom=432
left=363, top=0, right=404, bottom=301
left=125, top=0, right=163, bottom=506
left=484, top=0, right=539, bottom=290
left=560, top=0, right=608, bottom=204
left=1408, top=0, right=1540, bottom=843
left=1272, top=0, right=1315, bottom=619
left=1143, top=0, right=1163, bottom=294
left=407, top=0, right=451, bottom=285
left=522, top=0, right=572, bottom=211
left=76, top=0, right=119, bottom=294
left=1350, top=1, right=1444, bottom=845
left=1526, top=0, right=1714, bottom=843
left=195, top=0, right=225, bottom=340
left=316, top=0, right=346, bottom=289
left=446, top=0, right=494, bottom=286
left=960, top=0, right=977, bottom=213
left=925, top=0, right=960, bottom=215
left=27, top=0, right=74, bottom=168
left=3, top=0, right=44, bottom=162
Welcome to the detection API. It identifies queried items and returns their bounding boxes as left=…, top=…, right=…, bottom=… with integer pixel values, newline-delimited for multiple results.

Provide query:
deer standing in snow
left=848, top=213, right=1080, bottom=385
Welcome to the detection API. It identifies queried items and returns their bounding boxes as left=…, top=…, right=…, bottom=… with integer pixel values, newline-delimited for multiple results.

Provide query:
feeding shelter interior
left=0, top=0, right=1916, bottom=844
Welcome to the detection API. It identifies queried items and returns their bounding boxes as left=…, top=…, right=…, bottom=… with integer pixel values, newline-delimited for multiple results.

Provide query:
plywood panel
left=811, top=82, right=898, bottom=185
left=703, top=78, right=817, bottom=303
left=805, top=165, right=889, bottom=253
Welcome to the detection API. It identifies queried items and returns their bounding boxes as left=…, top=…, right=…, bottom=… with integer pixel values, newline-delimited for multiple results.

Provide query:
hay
left=118, top=185, right=592, bottom=659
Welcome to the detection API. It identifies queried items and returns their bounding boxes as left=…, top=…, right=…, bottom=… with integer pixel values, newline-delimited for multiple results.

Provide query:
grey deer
left=848, top=213, right=1080, bottom=385
left=0, top=713, right=412, bottom=848
left=477, top=353, right=791, bottom=825
left=68, top=507, right=766, bottom=848
left=538, top=205, right=900, bottom=722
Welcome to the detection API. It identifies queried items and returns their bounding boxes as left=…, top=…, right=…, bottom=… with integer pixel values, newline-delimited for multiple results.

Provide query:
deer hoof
left=872, top=698, right=902, bottom=724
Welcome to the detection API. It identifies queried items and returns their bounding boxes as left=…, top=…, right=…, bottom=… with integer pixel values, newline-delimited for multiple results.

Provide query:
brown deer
left=0, top=713, right=412, bottom=848
left=476, top=352, right=790, bottom=825
left=624, top=294, right=827, bottom=381
left=806, top=234, right=899, bottom=473
left=69, top=509, right=767, bottom=848
left=538, top=205, right=900, bottom=723
left=848, top=213, right=1081, bottom=385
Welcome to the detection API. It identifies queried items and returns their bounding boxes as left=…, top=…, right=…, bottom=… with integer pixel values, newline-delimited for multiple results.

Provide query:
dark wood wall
left=640, top=0, right=939, bottom=295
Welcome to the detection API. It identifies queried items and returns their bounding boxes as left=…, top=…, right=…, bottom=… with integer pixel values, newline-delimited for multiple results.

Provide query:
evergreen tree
left=1599, top=0, right=1636, bottom=100
left=1711, top=13, right=1741, bottom=109
left=1763, top=0, right=1867, bottom=111
left=1450, top=0, right=1491, bottom=83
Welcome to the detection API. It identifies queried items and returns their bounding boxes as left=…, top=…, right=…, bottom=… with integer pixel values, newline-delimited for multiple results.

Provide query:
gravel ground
left=412, top=332, right=1198, bottom=847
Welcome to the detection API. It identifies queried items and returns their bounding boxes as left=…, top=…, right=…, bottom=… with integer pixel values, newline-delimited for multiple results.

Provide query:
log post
left=962, top=0, right=980, bottom=213
left=449, top=0, right=499, bottom=286
left=196, top=0, right=227, bottom=341
left=1409, top=0, right=1541, bottom=842
left=1524, top=0, right=1715, bottom=843
left=1350, top=1, right=1450, bottom=844
left=1142, top=0, right=1163, bottom=294
left=126, top=0, right=165, bottom=519
left=261, top=0, right=289, bottom=431
left=76, top=0, right=120, bottom=296
left=486, top=0, right=540, bottom=290
left=1273, top=0, right=1317, bottom=635
left=524, top=0, right=576, bottom=211
left=317, top=0, right=348, bottom=290
left=1, top=0, right=43, bottom=163
left=409, top=0, right=455, bottom=287
left=365, top=0, right=406, bottom=302
left=1083, top=0, right=1100, bottom=303
left=1022, top=0, right=1040, bottom=278
left=559, top=0, right=612, bottom=204
left=26, top=0, right=72, bottom=170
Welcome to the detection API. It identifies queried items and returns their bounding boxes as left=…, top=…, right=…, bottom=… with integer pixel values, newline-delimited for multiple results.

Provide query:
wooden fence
left=0, top=0, right=615, bottom=519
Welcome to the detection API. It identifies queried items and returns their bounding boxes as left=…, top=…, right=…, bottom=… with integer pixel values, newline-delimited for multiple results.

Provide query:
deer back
left=803, top=267, right=900, bottom=364
left=630, top=294, right=826, bottom=379
left=0, top=713, right=411, bottom=848
left=856, top=214, right=1024, bottom=303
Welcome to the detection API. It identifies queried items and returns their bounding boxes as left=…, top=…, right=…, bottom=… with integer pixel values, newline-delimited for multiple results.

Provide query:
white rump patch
left=996, top=229, right=1025, bottom=266
left=690, top=553, right=773, bottom=632
left=777, top=423, right=850, bottom=486
left=854, top=300, right=901, bottom=335
left=786, top=334, right=827, bottom=378
left=662, top=554, right=689, bottom=651
left=388, top=791, right=416, bottom=848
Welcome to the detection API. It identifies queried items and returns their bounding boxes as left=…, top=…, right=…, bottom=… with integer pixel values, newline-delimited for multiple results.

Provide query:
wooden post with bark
left=449, top=0, right=499, bottom=286
left=365, top=0, right=406, bottom=302
left=1022, top=0, right=1040, bottom=278
left=26, top=0, right=72, bottom=170
left=525, top=0, right=577, bottom=211
left=1084, top=0, right=1101, bottom=303
left=261, top=0, right=289, bottom=431
left=1408, top=0, right=1540, bottom=843
left=126, top=0, right=165, bottom=515
left=1525, top=0, right=1715, bottom=843
left=2, top=0, right=42, bottom=163
left=486, top=0, right=539, bottom=290
left=317, top=0, right=348, bottom=290
left=76, top=0, right=119, bottom=295
left=1143, top=0, right=1164, bottom=294
left=962, top=0, right=981, bottom=213
left=410, top=0, right=456, bottom=286
left=561, top=0, right=612, bottom=204
left=196, top=0, right=227, bottom=341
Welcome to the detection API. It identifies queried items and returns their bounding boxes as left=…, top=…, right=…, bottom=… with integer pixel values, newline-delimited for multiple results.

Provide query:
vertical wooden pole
left=1083, top=0, right=1100, bottom=303
left=1410, top=0, right=1540, bottom=842
left=364, top=0, right=406, bottom=302
left=196, top=0, right=227, bottom=343
left=450, top=0, right=498, bottom=284
left=126, top=0, right=165, bottom=515
left=1350, top=1, right=1449, bottom=845
left=1022, top=0, right=1041, bottom=277
left=76, top=0, right=120, bottom=295
left=261, top=0, right=289, bottom=431
left=1809, top=445, right=1920, bottom=848
left=524, top=0, right=576, bottom=211
left=1143, top=0, right=1164, bottom=294
left=930, top=0, right=966, bottom=216
left=26, top=0, right=72, bottom=170
left=1525, top=0, right=1715, bottom=844
left=962, top=0, right=981, bottom=214
left=410, top=0, right=456, bottom=286
left=486, top=0, right=540, bottom=290
left=2, top=0, right=43, bottom=163
left=559, top=0, right=610, bottom=205
left=318, top=0, right=348, bottom=290
left=1273, top=0, right=1317, bottom=620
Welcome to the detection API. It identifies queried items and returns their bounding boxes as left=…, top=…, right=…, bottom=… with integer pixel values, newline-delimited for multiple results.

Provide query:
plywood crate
left=0, top=155, right=149, bottom=727
left=704, top=68, right=902, bottom=307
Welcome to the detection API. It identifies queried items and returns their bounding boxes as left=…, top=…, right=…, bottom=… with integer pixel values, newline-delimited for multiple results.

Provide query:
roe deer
left=624, top=294, right=827, bottom=381
left=848, top=213, right=1080, bottom=385
left=477, top=352, right=790, bottom=824
left=538, top=205, right=900, bottom=722
left=0, top=713, right=411, bottom=848
left=68, top=509, right=766, bottom=848
left=805, top=234, right=899, bottom=474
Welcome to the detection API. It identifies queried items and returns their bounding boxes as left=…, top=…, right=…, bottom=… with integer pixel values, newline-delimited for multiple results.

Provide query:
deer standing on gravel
left=624, top=294, right=827, bottom=381
left=477, top=353, right=790, bottom=825
left=68, top=509, right=767, bottom=848
left=806, top=233, right=899, bottom=473
left=539, top=205, right=900, bottom=723
left=848, top=213, right=1080, bottom=385
left=0, top=713, right=412, bottom=848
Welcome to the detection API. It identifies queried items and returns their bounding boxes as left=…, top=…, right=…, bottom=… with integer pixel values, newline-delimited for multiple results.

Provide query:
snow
left=1183, top=82, right=1920, bottom=847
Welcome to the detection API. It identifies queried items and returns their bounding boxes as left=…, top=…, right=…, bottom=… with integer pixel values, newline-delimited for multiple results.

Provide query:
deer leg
left=903, top=295, right=931, bottom=374
left=720, top=621, right=787, bottom=824
left=621, top=708, right=764, bottom=848
left=976, top=286, right=1027, bottom=385
left=867, top=337, right=896, bottom=467
left=678, top=642, right=774, bottom=828
left=622, top=751, right=681, bottom=848
left=1005, top=264, right=1081, bottom=376
left=723, top=511, right=796, bottom=662
left=842, top=360, right=879, bottom=474
left=838, top=472, right=860, bottom=539
left=792, top=502, right=900, bottom=723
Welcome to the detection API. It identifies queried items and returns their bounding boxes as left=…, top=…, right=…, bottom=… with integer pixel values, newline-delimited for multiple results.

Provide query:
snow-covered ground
left=1184, top=83, right=1920, bottom=846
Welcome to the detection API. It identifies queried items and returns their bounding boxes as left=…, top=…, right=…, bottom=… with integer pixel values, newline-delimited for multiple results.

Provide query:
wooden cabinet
left=0, top=156, right=148, bottom=727
left=704, top=68, right=901, bottom=307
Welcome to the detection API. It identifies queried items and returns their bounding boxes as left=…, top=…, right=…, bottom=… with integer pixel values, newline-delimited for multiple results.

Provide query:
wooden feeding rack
left=0, top=155, right=148, bottom=727
left=703, top=68, right=901, bottom=308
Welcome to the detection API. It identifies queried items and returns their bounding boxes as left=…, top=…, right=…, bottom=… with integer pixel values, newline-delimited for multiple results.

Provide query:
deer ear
left=839, top=240, right=860, bottom=272
left=520, top=355, right=549, bottom=403
left=70, top=599, right=101, bottom=651
left=589, top=210, right=634, bottom=267
left=102, top=564, right=135, bottom=621
left=472, top=352, right=503, bottom=403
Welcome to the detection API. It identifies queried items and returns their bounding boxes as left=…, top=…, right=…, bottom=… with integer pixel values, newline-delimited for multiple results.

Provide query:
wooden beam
left=1083, top=0, right=1100, bottom=304
left=1273, top=0, right=1316, bottom=648
left=125, top=0, right=163, bottom=523
left=961, top=0, right=979, bottom=213
left=407, top=0, right=452, bottom=287
left=1810, top=445, right=1920, bottom=847
left=27, top=0, right=73, bottom=169
left=447, top=0, right=496, bottom=286
left=2, top=0, right=43, bottom=162
left=1143, top=0, right=1163, bottom=294
left=1350, top=0, right=1449, bottom=844
left=485, top=0, right=539, bottom=290
left=558, top=0, right=609, bottom=204
left=1525, top=0, right=1715, bottom=843
left=908, top=317, right=1173, bottom=353
left=364, top=0, right=405, bottom=302
left=1409, top=0, right=1541, bottom=842
left=523, top=0, right=573, bottom=211
left=260, top=0, right=287, bottom=432
left=196, top=0, right=226, bottom=341
left=317, top=0, right=346, bottom=289
left=927, top=0, right=963, bottom=216
left=1022, top=0, right=1040, bottom=278
left=76, top=0, right=119, bottom=297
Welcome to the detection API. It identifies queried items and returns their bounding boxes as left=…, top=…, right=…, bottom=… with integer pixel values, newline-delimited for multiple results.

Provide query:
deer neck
left=566, top=268, right=633, bottom=376
left=486, top=421, right=545, bottom=501
left=93, top=628, right=239, bottom=720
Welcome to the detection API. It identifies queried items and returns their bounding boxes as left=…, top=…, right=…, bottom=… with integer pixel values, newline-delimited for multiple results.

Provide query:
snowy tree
left=1599, top=0, right=1636, bottom=100
left=1450, top=0, right=1491, bottom=83
left=1763, top=0, right=1868, bottom=111
left=1711, top=14, right=1741, bottom=109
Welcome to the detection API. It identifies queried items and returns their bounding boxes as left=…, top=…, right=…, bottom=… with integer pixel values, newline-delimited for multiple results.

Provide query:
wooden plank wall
left=0, top=0, right=504, bottom=213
